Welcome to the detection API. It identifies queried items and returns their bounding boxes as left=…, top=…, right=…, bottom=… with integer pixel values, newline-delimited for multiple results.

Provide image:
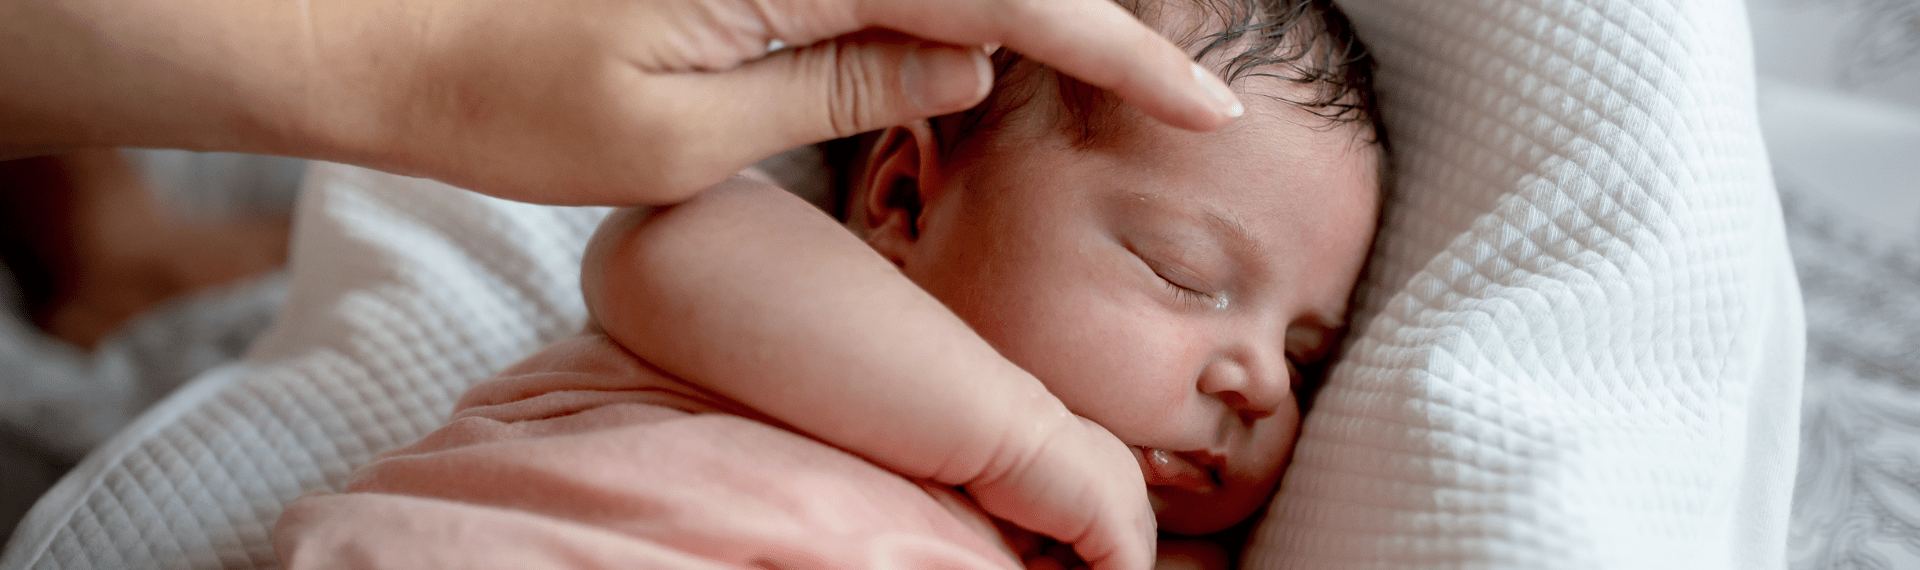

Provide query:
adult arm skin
left=581, top=177, right=1157, bottom=570
left=0, top=0, right=1243, bottom=206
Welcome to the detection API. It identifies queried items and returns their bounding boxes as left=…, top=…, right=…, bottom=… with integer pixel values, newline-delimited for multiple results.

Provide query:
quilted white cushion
left=0, top=0, right=1801, bottom=568
left=1244, top=0, right=1802, bottom=568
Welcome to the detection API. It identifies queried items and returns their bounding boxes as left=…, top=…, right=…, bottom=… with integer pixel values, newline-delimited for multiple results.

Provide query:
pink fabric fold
left=274, top=335, right=1022, bottom=570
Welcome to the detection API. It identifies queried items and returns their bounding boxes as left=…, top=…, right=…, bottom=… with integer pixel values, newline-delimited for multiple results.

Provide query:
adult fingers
left=684, top=31, right=992, bottom=164
left=852, top=0, right=1244, bottom=131
left=724, top=0, right=1243, bottom=133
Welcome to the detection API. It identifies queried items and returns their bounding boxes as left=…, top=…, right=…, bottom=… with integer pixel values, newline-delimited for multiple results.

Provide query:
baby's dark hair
left=934, top=0, right=1381, bottom=155
left=823, top=0, right=1383, bottom=219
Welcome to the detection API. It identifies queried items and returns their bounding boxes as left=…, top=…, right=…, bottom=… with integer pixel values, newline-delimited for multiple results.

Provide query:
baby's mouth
left=1131, top=446, right=1224, bottom=494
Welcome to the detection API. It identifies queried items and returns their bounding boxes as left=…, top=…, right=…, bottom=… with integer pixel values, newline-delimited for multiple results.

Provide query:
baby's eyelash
left=1155, top=271, right=1229, bottom=310
left=1162, top=278, right=1209, bottom=303
left=1129, top=245, right=1228, bottom=310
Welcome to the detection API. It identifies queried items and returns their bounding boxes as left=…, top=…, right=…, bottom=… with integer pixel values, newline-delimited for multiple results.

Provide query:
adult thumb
left=705, top=32, right=992, bottom=154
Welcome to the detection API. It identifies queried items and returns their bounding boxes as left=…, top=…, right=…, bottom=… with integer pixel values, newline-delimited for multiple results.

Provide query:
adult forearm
left=0, top=0, right=326, bottom=157
left=2, top=0, right=1238, bottom=209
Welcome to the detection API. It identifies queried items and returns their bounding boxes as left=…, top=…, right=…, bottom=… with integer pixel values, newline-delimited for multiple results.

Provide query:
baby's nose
left=1196, top=349, right=1289, bottom=420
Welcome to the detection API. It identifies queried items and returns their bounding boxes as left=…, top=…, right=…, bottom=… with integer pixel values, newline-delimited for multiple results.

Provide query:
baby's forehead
left=1052, top=63, right=1352, bottom=132
left=988, top=89, right=1381, bottom=237
left=1000, top=78, right=1370, bottom=171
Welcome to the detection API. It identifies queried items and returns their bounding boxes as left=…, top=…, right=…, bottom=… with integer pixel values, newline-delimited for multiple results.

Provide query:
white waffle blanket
left=0, top=0, right=1800, bottom=568
left=1246, top=0, right=1801, bottom=567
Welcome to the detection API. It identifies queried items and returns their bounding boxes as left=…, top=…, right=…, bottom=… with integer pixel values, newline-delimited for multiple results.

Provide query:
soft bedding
left=1244, top=0, right=1801, bottom=568
left=0, top=164, right=611, bottom=569
left=0, top=1, right=1799, bottom=569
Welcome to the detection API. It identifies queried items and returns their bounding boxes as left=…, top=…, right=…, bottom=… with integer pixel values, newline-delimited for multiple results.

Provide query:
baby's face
left=876, top=82, right=1379, bottom=535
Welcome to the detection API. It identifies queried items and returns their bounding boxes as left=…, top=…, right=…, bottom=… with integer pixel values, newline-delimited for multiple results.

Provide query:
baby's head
left=838, top=0, right=1383, bottom=536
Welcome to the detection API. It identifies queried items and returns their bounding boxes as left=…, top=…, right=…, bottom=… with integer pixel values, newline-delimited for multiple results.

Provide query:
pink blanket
left=274, top=335, right=1023, bottom=569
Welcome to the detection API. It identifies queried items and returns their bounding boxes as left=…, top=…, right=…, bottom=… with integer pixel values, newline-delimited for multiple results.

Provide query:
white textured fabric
left=0, top=0, right=1803, bottom=568
left=1244, top=0, right=1801, bottom=569
left=0, top=164, right=607, bottom=569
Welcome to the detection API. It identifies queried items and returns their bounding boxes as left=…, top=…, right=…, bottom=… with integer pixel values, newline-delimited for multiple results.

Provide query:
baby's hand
left=1151, top=539, right=1230, bottom=570
left=965, top=414, right=1156, bottom=570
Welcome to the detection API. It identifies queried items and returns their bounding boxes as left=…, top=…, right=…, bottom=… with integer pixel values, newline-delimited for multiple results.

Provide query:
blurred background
left=0, top=0, right=1916, bottom=564
left=1749, top=1, right=1920, bottom=568
left=0, top=151, right=303, bottom=541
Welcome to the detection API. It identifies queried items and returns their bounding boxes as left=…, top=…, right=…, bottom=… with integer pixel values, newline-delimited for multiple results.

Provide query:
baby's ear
left=859, top=121, right=941, bottom=266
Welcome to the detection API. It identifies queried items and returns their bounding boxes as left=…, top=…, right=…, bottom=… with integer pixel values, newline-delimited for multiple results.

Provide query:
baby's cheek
left=966, top=263, right=1207, bottom=437
left=1045, top=306, right=1200, bottom=430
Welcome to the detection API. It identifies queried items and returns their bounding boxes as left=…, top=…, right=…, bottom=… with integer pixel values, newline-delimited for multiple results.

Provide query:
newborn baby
left=274, top=0, right=1381, bottom=568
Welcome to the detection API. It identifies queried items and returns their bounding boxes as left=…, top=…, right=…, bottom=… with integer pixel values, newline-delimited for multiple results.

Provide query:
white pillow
left=0, top=0, right=1801, bottom=568
left=1244, top=0, right=1801, bottom=568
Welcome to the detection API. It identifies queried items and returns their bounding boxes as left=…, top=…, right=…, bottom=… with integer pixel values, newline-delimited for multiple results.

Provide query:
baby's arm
left=582, top=176, right=1154, bottom=570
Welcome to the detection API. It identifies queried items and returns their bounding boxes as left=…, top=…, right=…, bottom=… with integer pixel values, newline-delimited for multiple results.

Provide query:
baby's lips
left=1131, top=447, right=1217, bottom=494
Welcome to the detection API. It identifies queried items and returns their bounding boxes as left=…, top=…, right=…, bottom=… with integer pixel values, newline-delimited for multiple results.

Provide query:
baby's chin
left=1149, top=477, right=1277, bottom=535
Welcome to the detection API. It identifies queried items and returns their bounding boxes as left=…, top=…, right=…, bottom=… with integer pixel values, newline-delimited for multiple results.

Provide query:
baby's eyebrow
left=1200, top=208, right=1257, bottom=255
left=1122, top=191, right=1255, bottom=248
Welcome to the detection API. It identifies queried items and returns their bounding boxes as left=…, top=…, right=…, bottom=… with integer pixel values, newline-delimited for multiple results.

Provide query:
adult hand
left=2, top=0, right=1244, bottom=206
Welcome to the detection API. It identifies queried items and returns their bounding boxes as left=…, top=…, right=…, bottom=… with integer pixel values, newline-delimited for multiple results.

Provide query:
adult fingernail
left=1192, top=62, right=1244, bottom=119
left=904, top=45, right=992, bottom=114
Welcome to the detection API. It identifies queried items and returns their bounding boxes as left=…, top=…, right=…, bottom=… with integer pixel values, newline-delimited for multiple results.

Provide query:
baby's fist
left=965, top=415, right=1155, bottom=570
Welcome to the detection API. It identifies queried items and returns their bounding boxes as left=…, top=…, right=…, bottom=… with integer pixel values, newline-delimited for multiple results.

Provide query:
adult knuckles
left=740, top=0, right=862, bottom=47
left=819, top=39, right=893, bottom=140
